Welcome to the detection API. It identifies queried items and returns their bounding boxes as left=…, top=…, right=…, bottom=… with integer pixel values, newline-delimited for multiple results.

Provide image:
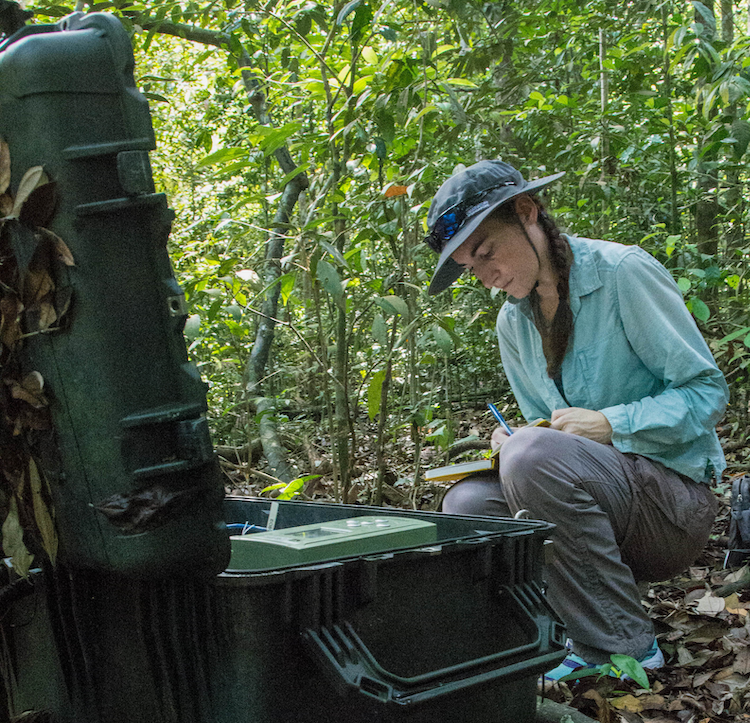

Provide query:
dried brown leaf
left=37, top=227, right=75, bottom=266
left=733, top=646, right=750, bottom=674
left=0, top=293, right=22, bottom=348
left=54, top=286, right=72, bottom=321
left=1, top=496, right=34, bottom=576
left=29, top=457, right=57, bottom=564
left=7, top=371, right=48, bottom=409
left=0, top=139, right=9, bottom=195
left=19, top=182, right=57, bottom=228
left=94, top=484, right=203, bottom=533
left=696, top=592, right=725, bottom=616
left=9, top=166, right=47, bottom=219
left=35, top=300, right=58, bottom=331
left=611, top=694, right=644, bottom=713
left=0, top=194, right=12, bottom=216
left=692, top=670, right=715, bottom=687
left=22, top=267, right=55, bottom=305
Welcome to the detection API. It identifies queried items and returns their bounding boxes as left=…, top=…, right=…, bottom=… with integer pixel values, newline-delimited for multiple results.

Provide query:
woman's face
left=451, top=214, right=541, bottom=299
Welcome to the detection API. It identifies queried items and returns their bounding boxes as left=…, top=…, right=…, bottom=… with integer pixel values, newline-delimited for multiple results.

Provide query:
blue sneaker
left=544, top=638, right=664, bottom=682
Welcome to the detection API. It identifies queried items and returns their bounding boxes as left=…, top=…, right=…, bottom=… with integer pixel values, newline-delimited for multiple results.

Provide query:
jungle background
left=14, top=0, right=750, bottom=720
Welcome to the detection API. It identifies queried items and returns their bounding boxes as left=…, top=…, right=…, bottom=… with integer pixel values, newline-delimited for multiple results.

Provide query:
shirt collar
left=508, top=234, right=603, bottom=319
left=566, top=235, right=602, bottom=319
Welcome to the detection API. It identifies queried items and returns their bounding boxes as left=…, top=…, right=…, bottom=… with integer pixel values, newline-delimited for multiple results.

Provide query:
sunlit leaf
left=368, top=369, right=387, bottom=420
left=610, top=654, right=650, bottom=689
left=384, top=185, right=408, bottom=198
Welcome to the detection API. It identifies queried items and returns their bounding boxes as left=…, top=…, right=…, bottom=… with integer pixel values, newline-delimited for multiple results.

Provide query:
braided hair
left=489, top=197, right=573, bottom=379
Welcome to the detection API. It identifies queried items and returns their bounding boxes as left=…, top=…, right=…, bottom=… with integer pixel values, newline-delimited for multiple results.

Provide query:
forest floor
left=220, top=406, right=750, bottom=723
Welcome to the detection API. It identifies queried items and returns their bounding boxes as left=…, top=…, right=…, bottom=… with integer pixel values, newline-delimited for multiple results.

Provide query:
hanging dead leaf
left=0, top=293, right=22, bottom=348
left=7, top=371, right=48, bottom=409
left=21, top=266, right=55, bottom=306
left=93, top=484, right=203, bottom=533
left=54, top=286, right=72, bottom=321
left=28, top=300, right=58, bottom=332
left=1, top=496, right=34, bottom=576
left=29, top=457, right=57, bottom=564
left=9, top=166, right=48, bottom=219
left=19, top=181, right=57, bottom=228
left=0, top=194, right=12, bottom=217
left=0, top=139, right=9, bottom=196
left=37, top=227, right=75, bottom=266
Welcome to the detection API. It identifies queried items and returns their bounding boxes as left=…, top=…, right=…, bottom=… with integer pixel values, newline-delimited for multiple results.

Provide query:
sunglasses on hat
left=423, top=180, right=518, bottom=253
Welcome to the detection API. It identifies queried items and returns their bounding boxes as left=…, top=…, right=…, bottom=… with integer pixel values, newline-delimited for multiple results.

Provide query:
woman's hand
left=490, top=426, right=515, bottom=452
left=550, top=407, right=613, bottom=444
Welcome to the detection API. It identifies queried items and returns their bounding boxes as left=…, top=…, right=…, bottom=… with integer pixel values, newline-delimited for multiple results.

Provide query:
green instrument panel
left=228, top=516, right=437, bottom=570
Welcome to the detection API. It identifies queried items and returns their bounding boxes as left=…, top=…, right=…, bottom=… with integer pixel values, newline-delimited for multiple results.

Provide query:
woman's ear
left=513, top=194, right=538, bottom=227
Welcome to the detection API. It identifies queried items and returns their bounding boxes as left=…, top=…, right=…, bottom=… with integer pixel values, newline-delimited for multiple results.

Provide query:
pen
left=487, top=403, right=513, bottom=436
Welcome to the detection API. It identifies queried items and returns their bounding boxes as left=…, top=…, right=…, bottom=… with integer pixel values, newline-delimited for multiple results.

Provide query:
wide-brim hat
left=425, top=161, right=565, bottom=295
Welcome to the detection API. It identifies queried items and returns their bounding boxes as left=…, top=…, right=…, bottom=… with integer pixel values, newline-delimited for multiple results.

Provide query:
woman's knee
left=499, top=428, right=555, bottom=487
left=441, top=474, right=507, bottom=516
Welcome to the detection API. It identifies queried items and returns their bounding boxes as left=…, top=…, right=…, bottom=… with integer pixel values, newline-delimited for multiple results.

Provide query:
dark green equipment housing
left=0, top=12, right=229, bottom=577
left=3, top=498, right=566, bottom=723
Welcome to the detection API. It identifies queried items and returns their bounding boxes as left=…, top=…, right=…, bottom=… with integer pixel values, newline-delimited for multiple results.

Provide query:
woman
left=425, top=160, right=728, bottom=680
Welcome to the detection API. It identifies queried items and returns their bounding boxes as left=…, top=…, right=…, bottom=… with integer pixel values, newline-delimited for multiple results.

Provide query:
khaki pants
left=441, top=427, right=717, bottom=664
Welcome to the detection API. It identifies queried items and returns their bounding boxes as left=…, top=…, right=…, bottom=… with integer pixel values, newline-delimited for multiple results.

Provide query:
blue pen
left=487, top=403, right=513, bottom=436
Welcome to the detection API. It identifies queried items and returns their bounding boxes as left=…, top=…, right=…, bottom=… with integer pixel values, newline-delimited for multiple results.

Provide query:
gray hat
left=425, top=161, right=565, bottom=295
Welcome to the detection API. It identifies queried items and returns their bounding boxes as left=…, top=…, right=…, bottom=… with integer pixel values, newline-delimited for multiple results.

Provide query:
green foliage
left=260, top=476, right=317, bottom=500
left=23, top=0, right=750, bottom=472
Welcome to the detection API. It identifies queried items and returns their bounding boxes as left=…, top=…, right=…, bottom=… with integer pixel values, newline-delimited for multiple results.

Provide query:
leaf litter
left=0, top=139, right=73, bottom=574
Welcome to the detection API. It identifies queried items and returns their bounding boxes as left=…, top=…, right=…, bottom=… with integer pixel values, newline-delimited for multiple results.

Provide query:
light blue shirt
left=496, top=235, right=728, bottom=483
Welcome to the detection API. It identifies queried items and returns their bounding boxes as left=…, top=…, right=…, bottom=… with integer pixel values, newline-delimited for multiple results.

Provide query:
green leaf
left=610, top=654, right=650, bottom=690
left=730, top=119, right=750, bottom=159
left=196, top=147, right=247, bottom=168
left=432, top=324, right=453, bottom=353
left=378, top=294, right=408, bottom=316
left=184, top=314, right=201, bottom=341
left=368, top=370, right=387, bottom=420
left=372, top=313, right=388, bottom=345
left=337, top=0, right=362, bottom=25
left=279, top=273, right=296, bottom=306
left=677, top=277, right=691, bottom=293
left=718, top=326, right=750, bottom=344
left=317, top=260, right=345, bottom=309
left=690, top=297, right=710, bottom=321
left=444, top=78, right=478, bottom=88
left=319, top=240, right=349, bottom=268
left=362, top=46, right=378, bottom=65
left=692, top=1, right=716, bottom=35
